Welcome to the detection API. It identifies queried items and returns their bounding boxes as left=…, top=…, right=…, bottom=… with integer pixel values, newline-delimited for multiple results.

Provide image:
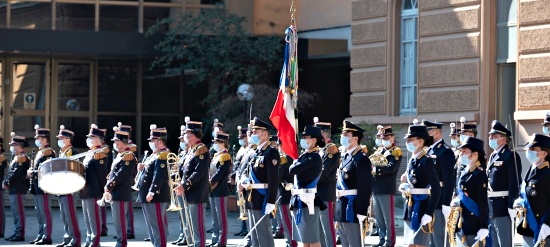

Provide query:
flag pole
left=289, top=0, right=299, bottom=152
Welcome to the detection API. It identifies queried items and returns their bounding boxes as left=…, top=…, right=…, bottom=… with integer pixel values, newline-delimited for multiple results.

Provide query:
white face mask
left=113, top=144, right=121, bottom=153
left=35, top=139, right=42, bottom=148
left=543, top=126, right=550, bottom=135
left=179, top=142, right=187, bottom=150
left=86, top=138, right=93, bottom=148
left=183, top=134, right=191, bottom=144
left=213, top=143, right=222, bottom=152
left=460, top=154, right=471, bottom=166
left=238, top=139, right=246, bottom=146
left=488, top=139, right=500, bottom=150
left=249, top=135, right=260, bottom=145
left=149, top=142, right=157, bottom=152
left=526, top=150, right=540, bottom=164
left=406, top=141, right=417, bottom=153
left=57, top=140, right=65, bottom=148
left=300, top=139, right=310, bottom=149
left=375, top=138, right=382, bottom=147
left=10, top=146, right=15, bottom=154
left=382, top=139, right=392, bottom=148
left=450, top=139, right=459, bottom=148
left=340, top=136, right=351, bottom=148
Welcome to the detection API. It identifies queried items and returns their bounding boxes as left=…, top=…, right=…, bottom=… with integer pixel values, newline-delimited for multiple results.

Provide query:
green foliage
left=146, top=4, right=283, bottom=106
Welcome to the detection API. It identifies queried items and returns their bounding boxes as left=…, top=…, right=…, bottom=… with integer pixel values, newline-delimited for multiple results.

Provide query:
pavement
left=2, top=204, right=525, bottom=246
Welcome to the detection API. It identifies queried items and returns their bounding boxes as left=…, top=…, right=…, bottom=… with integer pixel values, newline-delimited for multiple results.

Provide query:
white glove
left=421, top=214, right=432, bottom=226
left=442, top=205, right=451, bottom=223
left=475, top=228, right=489, bottom=240
left=508, top=208, right=516, bottom=223
left=398, top=183, right=410, bottom=193
left=264, top=203, right=276, bottom=215
left=538, top=224, right=550, bottom=241
left=357, top=214, right=367, bottom=223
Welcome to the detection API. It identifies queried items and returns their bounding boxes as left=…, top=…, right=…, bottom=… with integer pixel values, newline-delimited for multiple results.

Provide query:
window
left=400, top=0, right=418, bottom=115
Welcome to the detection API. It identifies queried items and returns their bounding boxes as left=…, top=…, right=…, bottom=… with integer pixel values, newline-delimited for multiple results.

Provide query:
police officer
left=174, top=120, right=210, bottom=247
left=137, top=125, right=170, bottom=247
left=335, top=121, right=373, bottom=247
left=209, top=132, right=232, bottom=247
left=449, top=123, right=461, bottom=150
left=238, top=117, right=280, bottom=247
left=82, top=124, right=108, bottom=247
left=273, top=136, right=297, bottom=247
left=542, top=112, right=550, bottom=135
left=0, top=137, right=7, bottom=238
left=453, top=137, right=489, bottom=246
left=487, top=120, right=522, bottom=246
left=231, top=125, right=250, bottom=237
left=421, top=120, right=455, bottom=247
left=172, top=124, right=189, bottom=246
left=516, top=134, right=550, bottom=246
left=399, top=122, right=442, bottom=247
left=105, top=130, right=137, bottom=247
left=269, top=136, right=284, bottom=239
left=2, top=133, right=29, bottom=242
left=56, top=125, right=81, bottom=247
left=290, top=126, right=326, bottom=246
left=29, top=125, right=56, bottom=245
left=313, top=117, right=340, bottom=247
left=114, top=123, right=136, bottom=240
left=371, top=125, right=402, bottom=247
left=459, top=118, right=478, bottom=148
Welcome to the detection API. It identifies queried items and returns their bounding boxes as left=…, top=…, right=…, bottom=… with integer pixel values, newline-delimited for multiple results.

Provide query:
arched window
left=400, top=0, right=418, bottom=115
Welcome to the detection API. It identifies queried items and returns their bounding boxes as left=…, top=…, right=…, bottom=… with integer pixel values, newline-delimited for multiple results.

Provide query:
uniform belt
left=291, top=188, right=317, bottom=195
left=336, top=189, right=357, bottom=197
left=408, top=188, right=431, bottom=195
left=487, top=190, right=509, bottom=197
left=248, top=183, right=268, bottom=189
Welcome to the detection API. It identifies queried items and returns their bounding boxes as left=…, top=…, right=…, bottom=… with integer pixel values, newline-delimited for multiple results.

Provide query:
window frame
left=399, top=0, right=418, bottom=116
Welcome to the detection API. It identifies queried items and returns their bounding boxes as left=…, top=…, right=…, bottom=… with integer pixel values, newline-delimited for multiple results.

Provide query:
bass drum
left=38, top=158, right=85, bottom=195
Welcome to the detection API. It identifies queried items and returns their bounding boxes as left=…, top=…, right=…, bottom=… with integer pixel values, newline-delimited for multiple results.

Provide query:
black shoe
left=30, top=237, right=42, bottom=244
left=113, top=236, right=117, bottom=239
left=0, top=235, right=3, bottom=238
left=336, top=237, right=341, bottom=245
left=171, top=238, right=183, bottom=245
left=35, top=239, right=53, bottom=245
left=370, top=230, right=379, bottom=236
left=100, top=233, right=107, bottom=237
left=144, top=238, right=151, bottom=242
left=206, top=228, right=213, bottom=233
left=55, top=242, right=68, bottom=247
left=273, top=232, right=284, bottom=239
left=127, top=235, right=135, bottom=240
left=176, top=240, right=188, bottom=246
left=10, top=236, right=25, bottom=242
left=5, top=235, right=15, bottom=241
left=234, top=230, right=246, bottom=236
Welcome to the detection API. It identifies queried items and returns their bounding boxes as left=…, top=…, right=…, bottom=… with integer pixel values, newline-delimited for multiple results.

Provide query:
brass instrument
left=166, top=152, right=182, bottom=211
left=97, top=191, right=112, bottom=206
left=131, top=150, right=150, bottom=191
left=28, top=149, right=36, bottom=191
left=368, top=148, right=388, bottom=167
left=513, top=198, right=527, bottom=229
left=237, top=191, right=248, bottom=221
left=448, top=198, right=462, bottom=247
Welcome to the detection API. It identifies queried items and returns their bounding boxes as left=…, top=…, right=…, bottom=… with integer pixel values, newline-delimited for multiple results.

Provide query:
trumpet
left=131, top=150, right=150, bottom=191
left=97, top=192, right=112, bottom=206
left=167, top=152, right=182, bottom=212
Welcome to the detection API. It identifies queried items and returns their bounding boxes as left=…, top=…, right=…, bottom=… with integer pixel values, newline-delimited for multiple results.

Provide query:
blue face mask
left=526, top=150, right=540, bottom=164
left=212, top=131, right=216, bottom=138
left=543, top=126, right=550, bottom=135
left=406, top=141, right=417, bottom=153
left=488, top=139, right=499, bottom=150
left=375, top=138, right=382, bottom=147
left=460, top=154, right=471, bottom=165
left=450, top=139, right=459, bottom=148
left=179, top=142, right=187, bottom=150
left=213, top=143, right=222, bottom=152
left=238, top=139, right=246, bottom=146
left=460, top=134, right=468, bottom=143
left=300, top=139, right=310, bottom=149
left=249, top=135, right=260, bottom=145
left=340, top=136, right=351, bottom=148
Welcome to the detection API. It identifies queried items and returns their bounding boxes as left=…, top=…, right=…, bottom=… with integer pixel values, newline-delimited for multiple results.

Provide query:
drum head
left=38, top=158, right=85, bottom=195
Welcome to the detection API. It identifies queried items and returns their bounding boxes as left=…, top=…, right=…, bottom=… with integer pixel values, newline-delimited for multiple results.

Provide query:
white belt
left=487, top=191, right=509, bottom=197
left=291, top=188, right=317, bottom=195
left=408, top=188, right=431, bottom=195
left=336, top=189, right=357, bottom=197
left=248, top=183, right=268, bottom=189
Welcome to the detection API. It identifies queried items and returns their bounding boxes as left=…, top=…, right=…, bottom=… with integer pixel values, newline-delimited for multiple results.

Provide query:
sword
left=534, top=237, right=546, bottom=247
left=68, top=148, right=104, bottom=160
left=237, top=196, right=282, bottom=247
left=407, top=227, right=424, bottom=245
left=359, top=217, right=366, bottom=247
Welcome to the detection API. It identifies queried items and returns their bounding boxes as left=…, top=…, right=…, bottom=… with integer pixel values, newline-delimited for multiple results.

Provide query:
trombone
left=97, top=191, right=112, bottom=207
left=166, top=152, right=182, bottom=211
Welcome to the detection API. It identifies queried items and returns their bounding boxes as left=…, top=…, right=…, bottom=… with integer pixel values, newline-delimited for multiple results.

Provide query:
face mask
left=382, top=140, right=392, bottom=148
left=406, top=141, right=417, bottom=153
left=460, top=154, right=471, bottom=165
left=340, top=136, right=351, bottom=148
left=58, top=140, right=65, bottom=148
left=460, top=134, right=468, bottom=143
left=526, top=150, right=540, bottom=164
left=179, top=142, right=187, bottom=150
left=543, top=126, right=550, bottom=135
left=300, top=139, right=310, bottom=149
left=149, top=142, right=157, bottom=152
left=238, top=139, right=246, bottom=146
left=249, top=135, right=260, bottom=145
left=35, top=140, right=41, bottom=148
left=86, top=138, right=93, bottom=148
left=212, top=131, right=216, bottom=138
left=450, top=139, right=459, bottom=148
left=183, top=134, right=190, bottom=144
left=10, top=146, right=15, bottom=154
left=213, top=143, right=222, bottom=152
left=113, top=145, right=121, bottom=153
left=375, top=138, right=382, bottom=147
left=488, top=139, right=499, bottom=150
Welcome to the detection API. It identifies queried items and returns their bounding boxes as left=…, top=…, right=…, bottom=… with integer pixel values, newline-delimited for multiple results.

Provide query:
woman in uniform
left=400, top=122, right=441, bottom=247
left=289, top=126, right=326, bottom=247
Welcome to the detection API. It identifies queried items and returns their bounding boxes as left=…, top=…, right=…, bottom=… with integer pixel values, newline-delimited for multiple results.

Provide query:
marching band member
left=207, top=119, right=223, bottom=235
left=421, top=120, right=455, bottom=247
left=138, top=125, right=170, bottom=247
left=516, top=134, right=550, bottom=246
left=452, top=137, right=489, bottom=247
left=100, top=139, right=113, bottom=238
left=273, top=136, right=297, bottom=247
left=106, top=130, right=137, bottom=247
left=82, top=124, right=108, bottom=247
left=231, top=126, right=250, bottom=237
left=29, top=125, right=56, bottom=245
left=236, top=122, right=258, bottom=247
left=56, top=126, right=81, bottom=247
left=335, top=121, right=373, bottom=247
left=209, top=132, right=232, bottom=247
left=2, top=133, right=29, bottom=242
left=543, top=112, right=550, bottom=135
left=371, top=125, right=402, bottom=247
left=174, top=119, right=210, bottom=247
left=116, top=123, right=137, bottom=239
left=449, top=123, right=461, bottom=150
left=239, top=117, right=280, bottom=247
left=0, top=138, right=7, bottom=239
left=171, top=124, right=189, bottom=246
left=313, top=118, right=340, bottom=247
left=487, top=120, right=522, bottom=247
left=290, top=126, right=326, bottom=247
left=400, top=123, right=441, bottom=247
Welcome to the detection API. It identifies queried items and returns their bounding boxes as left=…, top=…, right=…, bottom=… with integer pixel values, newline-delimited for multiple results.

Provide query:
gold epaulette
left=94, top=151, right=106, bottom=160
left=129, top=145, right=137, bottom=152
left=158, top=151, right=169, bottom=160
left=194, top=143, right=208, bottom=156
left=280, top=155, right=288, bottom=165
left=0, top=155, right=5, bottom=163
left=352, top=146, right=367, bottom=156
left=538, top=161, right=549, bottom=169
left=122, top=151, right=135, bottom=161
left=391, top=147, right=402, bottom=157
left=417, top=150, right=427, bottom=159
left=102, top=146, right=110, bottom=154
left=326, top=143, right=339, bottom=154
left=64, top=148, right=73, bottom=157
left=359, top=145, right=368, bottom=154
left=17, top=155, right=28, bottom=163
left=262, top=141, right=271, bottom=150
left=218, top=153, right=231, bottom=164
left=41, top=148, right=54, bottom=157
